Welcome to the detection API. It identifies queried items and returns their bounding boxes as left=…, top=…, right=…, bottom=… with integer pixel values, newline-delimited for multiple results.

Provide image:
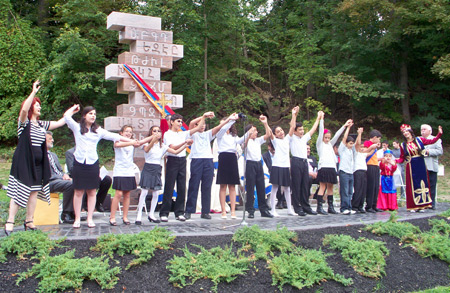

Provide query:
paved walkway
left=4, top=202, right=447, bottom=240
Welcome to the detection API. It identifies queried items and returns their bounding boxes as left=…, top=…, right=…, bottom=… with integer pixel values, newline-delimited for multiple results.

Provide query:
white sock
left=149, top=190, right=159, bottom=219
left=283, top=186, right=293, bottom=213
left=136, top=189, right=148, bottom=222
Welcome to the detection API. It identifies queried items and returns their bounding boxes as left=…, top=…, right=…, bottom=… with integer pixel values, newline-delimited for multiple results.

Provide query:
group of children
left=109, top=105, right=404, bottom=225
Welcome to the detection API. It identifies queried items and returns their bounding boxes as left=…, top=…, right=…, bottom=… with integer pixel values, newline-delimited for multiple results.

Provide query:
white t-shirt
left=353, top=151, right=368, bottom=172
left=142, top=143, right=169, bottom=165
left=163, top=130, right=190, bottom=157
left=338, top=142, right=355, bottom=174
left=216, top=120, right=245, bottom=153
left=246, top=136, right=265, bottom=162
left=271, top=135, right=292, bottom=168
left=189, top=130, right=214, bottom=159
left=290, top=133, right=310, bottom=159
left=113, top=145, right=135, bottom=176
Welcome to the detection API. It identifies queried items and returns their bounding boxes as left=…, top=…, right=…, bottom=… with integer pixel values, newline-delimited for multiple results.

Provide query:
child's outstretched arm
left=307, top=111, right=323, bottom=137
left=355, top=127, right=363, bottom=152
left=288, top=106, right=299, bottom=137
left=260, top=115, right=272, bottom=140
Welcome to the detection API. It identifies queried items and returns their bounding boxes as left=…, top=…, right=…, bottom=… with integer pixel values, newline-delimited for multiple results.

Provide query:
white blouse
left=142, top=143, right=169, bottom=165
left=113, top=145, right=135, bottom=177
left=65, top=115, right=121, bottom=164
left=216, top=120, right=245, bottom=153
left=271, top=135, right=292, bottom=168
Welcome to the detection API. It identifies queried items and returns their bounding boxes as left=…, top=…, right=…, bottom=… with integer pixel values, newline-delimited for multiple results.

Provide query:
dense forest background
left=1, top=0, right=450, bottom=146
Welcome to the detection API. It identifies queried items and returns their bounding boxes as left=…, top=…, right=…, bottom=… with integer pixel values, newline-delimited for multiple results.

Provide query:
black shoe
left=148, top=216, right=161, bottom=223
left=296, top=210, right=307, bottom=216
left=276, top=202, right=283, bottom=209
left=201, top=213, right=211, bottom=219
left=80, top=216, right=87, bottom=221
left=260, top=210, right=274, bottom=218
left=122, top=218, right=131, bottom=225
left=184, top=213, right=191, bottom=220
left=358, top=207, right=366, bottom=213
left=4, top=221, right=14, bottom=236
left=61, top=212, right=75, bottom=224
left=24, top=221, right=37, bottom=231
left=316, top=196, right=328, bottom=215
left=135, top=221, right=142, bottom=225
left=96, top=203, right=105, bottom=213
left=327, top=198, right=338, bottom=214
left=109, top=220, right=117, bottom=226
left=282, top=201, right=288, bottom=209
left=304, top=208, right=317, bottom=215
left=373, top=208, right=383, bottom=212
left=248, top=212, right=254, bottom=219
left=366, top=208, right=376, bottom=213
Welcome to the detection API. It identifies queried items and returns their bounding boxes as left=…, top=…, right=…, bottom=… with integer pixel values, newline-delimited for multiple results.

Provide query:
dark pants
left=366, top=165, right=380, bottom=210
left=290, top=157, right=311, bottom=212
left=49, top=179, right=74, bottom=213
left=82, top=176, right=112, bottom=209
left=339, top=170, right=354, bottom=212
left=429, top=170, right=438, bottom=208
left=245, top=160, right=270, bottom=214
left=185, top=158, right=214, bottom=214
left=352, top=170, right=367, bottom=209
left=160, top=156, right=186, bottom=217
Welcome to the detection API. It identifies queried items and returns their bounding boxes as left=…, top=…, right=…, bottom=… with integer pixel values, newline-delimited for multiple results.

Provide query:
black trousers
left=428, top=170, right=438, bottom=208
left=352, top=170, right=367, bottom=209
left=290, top=157, right=311, bottom=212
left=160, top=156, right=186, bottom=217
left=366, top=165, right=380, bottom=210
left=245, top=160, right=270, bottom=213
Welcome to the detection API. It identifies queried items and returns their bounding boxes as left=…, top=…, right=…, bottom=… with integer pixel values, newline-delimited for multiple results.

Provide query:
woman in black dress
left=5, top=80, right=69, bottom=235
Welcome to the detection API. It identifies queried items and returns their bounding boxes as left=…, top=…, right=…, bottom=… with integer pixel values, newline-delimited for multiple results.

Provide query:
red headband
left=400, top=124, right=411, bottom=131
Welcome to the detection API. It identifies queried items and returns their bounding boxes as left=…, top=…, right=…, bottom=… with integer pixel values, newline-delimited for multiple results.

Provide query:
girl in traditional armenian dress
left=396, top=124, right=443, bottom=211
left=377, top=150, right=398, bottom=211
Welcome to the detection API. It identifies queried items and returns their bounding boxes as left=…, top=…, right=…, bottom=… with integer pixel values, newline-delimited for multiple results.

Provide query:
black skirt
left=140, top=163, right=162, bottom=190
left=216, top=152, right=240, bottom=185
left=113, top=176, right=137, bottom=191
left=72, top=159, right=100, bottom=190
left=31, top=146, right=43, bottom=189
left=269, top=166, right=291, bottom=186
left=317, top=167, right=338, bottom=184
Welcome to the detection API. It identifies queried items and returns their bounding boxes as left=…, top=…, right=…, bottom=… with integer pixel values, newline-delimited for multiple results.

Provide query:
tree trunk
left=38, top=0, right=48, bottom=28
left=204, top=9, right=208, bottom=103
left=399, top=57, right=410, bottom=122
left=306, top=1, right=316, bottom=100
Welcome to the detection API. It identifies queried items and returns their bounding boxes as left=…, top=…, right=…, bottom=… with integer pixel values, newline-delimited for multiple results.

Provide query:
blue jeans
left=339, top=170, right=354, bottom=212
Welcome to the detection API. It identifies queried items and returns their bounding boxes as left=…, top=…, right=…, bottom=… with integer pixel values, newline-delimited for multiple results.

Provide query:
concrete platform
left=4, top=202, right=447, bottom=240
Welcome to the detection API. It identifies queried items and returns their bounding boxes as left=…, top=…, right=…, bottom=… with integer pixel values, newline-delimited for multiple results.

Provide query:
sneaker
left=342, top=210, right=350, bottom=215
left=176, top=215, right=186, bottom=221
left=201, top=213, right=211, bottom=219
left=350, top=210, right=356, bottom=215
left=418, top=209, right=425, bottom=213
left=160, top=216, right=169, bottom=222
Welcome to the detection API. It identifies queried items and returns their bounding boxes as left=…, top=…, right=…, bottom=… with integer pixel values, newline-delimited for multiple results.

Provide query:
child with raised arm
left=268, top=106, right=298, bottom=217
left=377, top=150, right=398, bottom=211
left=184, top=112, right=231, bottom=220
left=352, top=128, right=373, bottom=213
left=290, top=110, right=322, bottom=216
left=135, top=126, right=190, bottom=224
left=338, top=121, right=356, bottom=215
left=316, top=114, right=351, bottom=215
left=243, top=115, right=274, bottom=218
left=215, top=113, right=241, bottom=219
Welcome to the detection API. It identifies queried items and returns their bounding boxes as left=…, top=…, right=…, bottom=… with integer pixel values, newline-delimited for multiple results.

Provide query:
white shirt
left=189, top=130, right=214, bottom=159
left=216, top=120, right=245, bottom=153
left=354, top=151, right=368, bottom=172
left=338, top=142, right=355, bottom=174
left=65, top=115, right=121, bottom=164
left=113, top=145, right=135, bottom=177
left=290, top=133, right=311, bottom=159
left=163, top=130, right=190, bottom=157
left=316, top=119, right=345, bottom=170
left=246, top=136, right=265, bottom=161
left=271, top=135, right=292, bottom=168
left=142, top=143, right=169, bottom=165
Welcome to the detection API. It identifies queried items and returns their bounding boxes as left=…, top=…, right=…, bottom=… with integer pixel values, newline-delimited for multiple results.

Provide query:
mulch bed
left=1, top=216, right=449, bottom=292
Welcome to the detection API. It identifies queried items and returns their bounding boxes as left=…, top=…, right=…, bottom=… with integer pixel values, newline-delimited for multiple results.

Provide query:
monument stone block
left=104, top=116, right=160, bottom=132
left=128, top=92, right=183, bottom=109
left=130, top=41, right=183, bottom=60
left=117, top=104, right=163, bottom=119
left=107, top=12, right=161, bottom=31
left=117, top=78, right=171, bottom=94
left=119, top=27, right=173, bottom=44
left=118, top=52, right=173, bottom=71
left=105, top=64, right=161, bottom=81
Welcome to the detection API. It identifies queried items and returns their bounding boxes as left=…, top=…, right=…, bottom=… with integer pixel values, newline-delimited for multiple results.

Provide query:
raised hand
left=344, top=119, right=353, bottom=127
left=357, top=127, right=363, bottom=134
left=203, top=111, right=215, bottom=119
left=259, top=115, right=268, bottom=123
left=438, top=125, right=443, bottom=134
left=292, top=106, right=299, bottom=115
left=186, top=138, right=193, bottom=146
left=229, top=113, right=239, bottom=121
left=32, top=80, right=41, bottom=93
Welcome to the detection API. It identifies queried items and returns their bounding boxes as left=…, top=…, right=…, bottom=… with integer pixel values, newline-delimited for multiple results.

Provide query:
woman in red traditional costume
left=397, top=124, right=443, bottom=211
